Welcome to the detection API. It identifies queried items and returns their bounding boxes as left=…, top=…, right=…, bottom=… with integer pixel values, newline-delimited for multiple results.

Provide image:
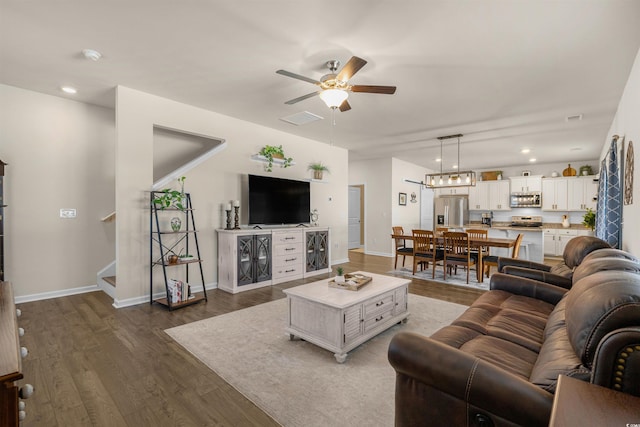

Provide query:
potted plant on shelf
left=582, top=208, right=596, bottom=231
left=308, top=162, right=330, bottom=180
left=153, top=176, right=187, bottom=210
left=259, top=145, right=293, bottom=172
left=335, top=266, right=345, bottom=284
left=579, top=165, right=593, bottom=176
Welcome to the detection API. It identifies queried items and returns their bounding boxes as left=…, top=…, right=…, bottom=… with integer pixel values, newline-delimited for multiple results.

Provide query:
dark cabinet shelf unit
left=150, top=191, right=207, bottom=310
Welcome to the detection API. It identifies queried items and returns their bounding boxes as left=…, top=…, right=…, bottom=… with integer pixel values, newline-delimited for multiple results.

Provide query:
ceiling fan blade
left=351, top=85, right=397, bottom=94
left=276, top=69, right=321, bottom=85
left=339, top=100, right=351, bottom=112
left=336, top=56, right=367, bottom=82
left=284, top=91, right=321, bottom=105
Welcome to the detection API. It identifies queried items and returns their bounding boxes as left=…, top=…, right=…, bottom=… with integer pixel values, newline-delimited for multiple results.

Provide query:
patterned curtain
left=595, top=137, right=622, bottom=248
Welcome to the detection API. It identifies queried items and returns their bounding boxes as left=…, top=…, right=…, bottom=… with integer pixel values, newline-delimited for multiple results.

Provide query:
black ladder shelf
left=150, top=191, right=207, bottom=310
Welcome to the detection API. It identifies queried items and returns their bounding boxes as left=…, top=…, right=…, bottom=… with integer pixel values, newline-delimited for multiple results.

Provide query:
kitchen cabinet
left=543, top=229, right=591, bottom=256
left=542, top=178, right=568, bottom=211
left=509, top=175, right=542, bottom=192
left=435, top=187, right=469, bottom=196
left=567, top=176, right=598, bottom=211
left=468, top=181, right=510, bottom=211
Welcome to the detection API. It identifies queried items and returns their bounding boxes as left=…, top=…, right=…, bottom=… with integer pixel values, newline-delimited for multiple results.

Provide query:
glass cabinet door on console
left=306, top=230, right=328, bottom=272
left=237, top=234, right=272, bottom=286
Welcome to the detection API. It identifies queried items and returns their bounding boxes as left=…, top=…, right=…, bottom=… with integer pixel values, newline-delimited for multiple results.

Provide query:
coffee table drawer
left=363, top=292, right=394, bottom=319
left=363, top=307, right=394, bottom=332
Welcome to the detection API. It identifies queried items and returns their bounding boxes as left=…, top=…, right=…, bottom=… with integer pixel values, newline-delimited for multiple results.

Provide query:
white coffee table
left=283, top=271, right=410, bottom=363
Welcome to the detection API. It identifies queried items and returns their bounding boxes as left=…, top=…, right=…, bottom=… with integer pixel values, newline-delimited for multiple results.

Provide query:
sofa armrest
left=501, top=266, right=573, bottom=289
left=498, top=258, right=551, bottom=273
left=489, top=273, right=568, bottom=305
left=591, top=327, right=640, bottom=397
left=388, top=332, right=554, bottom=427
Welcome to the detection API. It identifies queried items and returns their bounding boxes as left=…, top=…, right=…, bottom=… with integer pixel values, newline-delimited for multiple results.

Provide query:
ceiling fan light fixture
left=319, top=89, right=348, bottom=108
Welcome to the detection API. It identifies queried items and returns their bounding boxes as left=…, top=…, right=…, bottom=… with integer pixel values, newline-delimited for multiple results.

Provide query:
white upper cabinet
left=435, top=187, right=469, bottom=196
left=509, top=175, right=542, bottom=192
left=567, top=176, right=598, bottom=211
left=542, top=178, right=568, bottom=211
left=468, top=180, right=510, bottom=211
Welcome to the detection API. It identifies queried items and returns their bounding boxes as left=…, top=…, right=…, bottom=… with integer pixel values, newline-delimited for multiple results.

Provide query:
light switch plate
left=60, top=208, right=77, bottom=218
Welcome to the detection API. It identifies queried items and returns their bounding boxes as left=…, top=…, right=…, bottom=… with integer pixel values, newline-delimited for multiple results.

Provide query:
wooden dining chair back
left=443, top=231, right=476, bottom=284
left=466, top=228, right=490, bottom=257
left=412, top=229, right=444, bottom=278
left=393, top=226, right=413, bottom=269
left=484, top=233, right=524, bottom=278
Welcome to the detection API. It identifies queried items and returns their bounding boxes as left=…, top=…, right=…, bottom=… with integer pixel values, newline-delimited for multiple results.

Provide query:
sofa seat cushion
left=529, top=324, right=588, bottom=393
left=431, top=326, right=539, bottom=380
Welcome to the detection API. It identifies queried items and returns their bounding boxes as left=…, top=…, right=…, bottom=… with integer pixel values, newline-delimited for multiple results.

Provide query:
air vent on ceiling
left=280, top=111, right=324, bottom=126
left=565, top=114, right=583, bottom=122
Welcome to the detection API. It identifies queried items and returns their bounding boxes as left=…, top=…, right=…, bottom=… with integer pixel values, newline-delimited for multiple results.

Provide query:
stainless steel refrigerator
left=434, top=196, right=469, bottom=229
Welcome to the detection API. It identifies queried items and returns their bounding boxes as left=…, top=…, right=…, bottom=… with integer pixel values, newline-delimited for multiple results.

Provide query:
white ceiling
left=2, top=1, right=640, bottom=171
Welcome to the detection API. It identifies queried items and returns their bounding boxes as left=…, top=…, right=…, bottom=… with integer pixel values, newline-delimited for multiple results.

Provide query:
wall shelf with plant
left=251, top=145, right=294, bottom=172
left=308, top=162, right=330, bottom=180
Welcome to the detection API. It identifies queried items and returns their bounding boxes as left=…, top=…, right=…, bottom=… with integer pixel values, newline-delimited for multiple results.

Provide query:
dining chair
left=443, top=231, right=477, bottom=284
left=392, top=226, right=413, bottom=269
left=412, top=229, right=444, bottom=278
left=484, top=233, right=524, bottom=278
left=466, top=228, right=490, bottom=258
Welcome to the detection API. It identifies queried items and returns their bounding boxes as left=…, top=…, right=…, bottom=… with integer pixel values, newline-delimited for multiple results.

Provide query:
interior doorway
left=348, top=185, right=364, bottom=250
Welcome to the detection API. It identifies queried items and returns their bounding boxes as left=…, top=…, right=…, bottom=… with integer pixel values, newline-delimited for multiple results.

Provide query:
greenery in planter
left=308, top=162, right=330, bottom=179
left=152, top=176, right=186, bottom=210
left=579, top=165, right=594, bottom=176
left=259, top=145, right=293, bottom=172
left=335, top=266, right=344, bottom=276
left=582, top=208, right=596, bottom=231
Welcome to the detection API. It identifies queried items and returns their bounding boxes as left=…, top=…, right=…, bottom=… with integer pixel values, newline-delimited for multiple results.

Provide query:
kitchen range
left=511, top=215, right=543, bottom=228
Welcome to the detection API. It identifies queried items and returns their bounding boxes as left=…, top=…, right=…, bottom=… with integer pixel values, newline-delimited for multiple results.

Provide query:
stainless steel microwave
left=510, top=192, right=542, bottom=208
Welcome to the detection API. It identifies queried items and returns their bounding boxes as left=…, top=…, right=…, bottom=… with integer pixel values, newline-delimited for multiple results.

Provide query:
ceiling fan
left=276, top=56, right=396, bottom=112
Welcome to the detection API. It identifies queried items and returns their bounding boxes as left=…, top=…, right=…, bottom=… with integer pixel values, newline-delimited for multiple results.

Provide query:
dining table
left=391, top=232, right=517, bottom=283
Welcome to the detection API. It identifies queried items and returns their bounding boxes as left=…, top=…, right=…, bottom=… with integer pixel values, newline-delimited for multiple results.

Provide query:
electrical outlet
left=60, top=208, right=77, bottom=219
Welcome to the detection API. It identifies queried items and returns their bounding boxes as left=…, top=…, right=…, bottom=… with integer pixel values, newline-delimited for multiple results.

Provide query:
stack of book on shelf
left=167, top=279, right=192, bottom=303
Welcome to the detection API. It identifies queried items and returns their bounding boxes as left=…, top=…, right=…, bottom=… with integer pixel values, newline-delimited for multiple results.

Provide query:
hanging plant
left=259, top=145, right=293, bottom=172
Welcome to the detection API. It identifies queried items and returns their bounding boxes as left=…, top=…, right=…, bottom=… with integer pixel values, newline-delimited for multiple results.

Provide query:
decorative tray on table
left=328, top=273, right=372, bottom=291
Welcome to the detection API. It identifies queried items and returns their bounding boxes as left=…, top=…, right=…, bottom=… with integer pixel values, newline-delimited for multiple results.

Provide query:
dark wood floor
left=18, top=251, right=486, bottom=426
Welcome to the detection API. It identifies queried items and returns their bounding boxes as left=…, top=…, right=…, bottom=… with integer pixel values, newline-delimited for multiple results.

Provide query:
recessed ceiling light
left=529, top=158, right=537, bottom=162
left=452, top=165, right=458, bottom=169
left=565, top=114, right=583, bottom=122
left=570, top=147, right=582, bottom=151
left=61, top=86, right=77, bottom=94
left=82, top=49, right=102, bottom=61
left=435, top=158, right=442, bottom=162
left=521, top=148, right=530, bottom=154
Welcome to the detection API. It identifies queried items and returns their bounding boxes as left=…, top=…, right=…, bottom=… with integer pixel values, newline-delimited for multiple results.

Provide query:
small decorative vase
left=170, top=217, right=182, bottom=232
left=562, top=216, right=570, bottom=228
left=314, top=170, right=323, bottom=180
left=335, top=275, right=345, bottom=284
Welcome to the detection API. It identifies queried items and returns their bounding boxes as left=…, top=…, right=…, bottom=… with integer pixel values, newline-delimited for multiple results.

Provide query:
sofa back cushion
left=572, top=257, right=640, bottom=284
left=581, top=248, right=639, bottom=264
left=565, top=270, right=640, bottom=368
left=562, top=236, right=610, bottom=268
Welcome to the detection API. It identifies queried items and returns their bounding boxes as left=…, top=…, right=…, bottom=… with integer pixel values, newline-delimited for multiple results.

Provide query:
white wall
left=391, top=157, right=427, bottom=237
left=349, top=158, right=392, bottom=256
left=116, top=86, right=349, bottom=306
left=349, top=158, right=427, bottom=257
left=0, top=84, right=115, bottom=298
left=603, top=46, right=640, bottom=256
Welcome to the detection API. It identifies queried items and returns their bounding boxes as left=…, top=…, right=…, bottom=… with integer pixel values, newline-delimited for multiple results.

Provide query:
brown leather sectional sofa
left=388, top=243, right=640, bottom=427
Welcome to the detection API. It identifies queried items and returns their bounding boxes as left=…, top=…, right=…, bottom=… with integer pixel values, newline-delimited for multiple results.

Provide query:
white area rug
left=389, top=266, right=490, bottom=290
left=165, top=294, right=466, bottom=427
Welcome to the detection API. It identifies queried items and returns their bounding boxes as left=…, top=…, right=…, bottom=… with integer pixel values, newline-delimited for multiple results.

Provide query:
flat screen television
left=248, top=174, right=311, bottom=225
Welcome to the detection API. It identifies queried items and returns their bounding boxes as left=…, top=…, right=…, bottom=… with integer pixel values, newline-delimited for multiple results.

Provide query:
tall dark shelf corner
left=150, top=191, right=207, bottom=310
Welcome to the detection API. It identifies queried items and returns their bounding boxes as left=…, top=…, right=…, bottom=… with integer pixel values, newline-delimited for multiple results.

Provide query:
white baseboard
left=363, top=251, right=393, bottom=257
left=112, top=282, right=218, bottom=309
left=331, top=258, right=351, bottom=265
left=15, top=284, right=100, bottom=304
